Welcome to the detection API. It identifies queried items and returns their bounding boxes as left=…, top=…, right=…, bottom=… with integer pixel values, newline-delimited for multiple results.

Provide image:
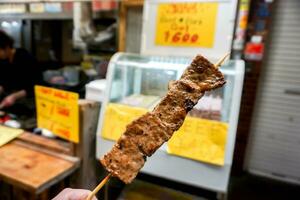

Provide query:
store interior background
left=0, top=0, right=300, bottom=199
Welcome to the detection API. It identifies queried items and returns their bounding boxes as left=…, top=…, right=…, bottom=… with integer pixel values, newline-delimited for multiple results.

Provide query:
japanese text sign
left=155, top=2, right=219, bottom=48
left=35, top=86, right=79, bottom=143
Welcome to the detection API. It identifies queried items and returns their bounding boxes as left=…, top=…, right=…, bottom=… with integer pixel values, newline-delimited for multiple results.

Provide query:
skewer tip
left=86, top=174, right=111, bottom=200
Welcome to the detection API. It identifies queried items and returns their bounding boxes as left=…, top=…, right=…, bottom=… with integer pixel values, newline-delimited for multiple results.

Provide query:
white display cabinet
left=96, top=52, right=244, bottom=195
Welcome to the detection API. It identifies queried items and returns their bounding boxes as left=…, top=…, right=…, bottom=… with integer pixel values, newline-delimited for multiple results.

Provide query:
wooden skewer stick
left=86, top=174, right=111, bottom=200
left=86, top=53, right=230, bottom=200
left=214, top=53, right=230, bottom=68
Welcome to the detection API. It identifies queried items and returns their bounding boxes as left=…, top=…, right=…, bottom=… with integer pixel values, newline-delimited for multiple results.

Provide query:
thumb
left=0, top=98, right=12, bottom=108
left=0, top=101, right=5, bottom=109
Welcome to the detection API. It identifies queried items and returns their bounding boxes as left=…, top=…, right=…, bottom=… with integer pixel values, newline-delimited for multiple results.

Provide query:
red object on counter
left=0, top=115, right=10, bottom=124
left=92, top=0, right=117, bottom=11
left=244, top=42, right=265, bottom=61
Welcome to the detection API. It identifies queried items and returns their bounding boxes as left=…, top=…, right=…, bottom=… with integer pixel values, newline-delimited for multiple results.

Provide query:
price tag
left=35, top=86, right=79, bottom=143
left=155, top=2, right=219, bottom=48
left=101, top=103, right=147, bottom=141
left=168, top=117, right=228, bottom=166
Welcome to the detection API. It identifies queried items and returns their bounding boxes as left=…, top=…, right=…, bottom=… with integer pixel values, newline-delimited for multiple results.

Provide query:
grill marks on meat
left=102, top=141, right=144, bottom=183
left=122, top=113, right=172, bottom=156
left=100, top=55, right=226, bottom=184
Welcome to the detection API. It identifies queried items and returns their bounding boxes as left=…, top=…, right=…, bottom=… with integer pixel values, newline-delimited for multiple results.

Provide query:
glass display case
left=96, top=52, right=244, bottom=193
left=101, top=53, right=238, bottom=121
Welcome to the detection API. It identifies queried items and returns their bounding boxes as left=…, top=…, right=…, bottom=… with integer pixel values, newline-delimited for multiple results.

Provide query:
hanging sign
left=167, top=117, right=228, bottom=166
left=101, top=103, right=147, bottom=141
left=35, top=86, right=79, bottom=143
left=155, top=2, right=219, bottom=48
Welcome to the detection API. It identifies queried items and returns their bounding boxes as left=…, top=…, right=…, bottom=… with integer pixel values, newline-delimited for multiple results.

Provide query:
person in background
left=0, top=30, right=42, bottom=109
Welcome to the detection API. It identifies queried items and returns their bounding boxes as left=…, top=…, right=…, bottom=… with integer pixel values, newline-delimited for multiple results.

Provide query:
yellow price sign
left=155, top=2, right=219, bottom=47
left=101, top=103, right=147, bottom=141
left=168, top=117, right=228, bottom=166
left=35, top=86, right=79, bottom=143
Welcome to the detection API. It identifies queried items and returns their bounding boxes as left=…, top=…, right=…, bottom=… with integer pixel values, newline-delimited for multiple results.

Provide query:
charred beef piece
left=100, top=55, right=226, bottom=184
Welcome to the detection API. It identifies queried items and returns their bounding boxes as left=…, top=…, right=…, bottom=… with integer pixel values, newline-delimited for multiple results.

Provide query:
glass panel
left=109, top=54, right=235, bottom=122
left=141, top=68, right=177, bottom=96
left=189, top=73, right=234, bottom=123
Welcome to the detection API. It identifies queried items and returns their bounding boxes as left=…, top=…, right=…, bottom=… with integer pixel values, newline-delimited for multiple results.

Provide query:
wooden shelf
left=0, top=10, right=117, bottom=20
left=0, top=12, right=73, bottom=20
left=0, top=132, right=79, bottom=194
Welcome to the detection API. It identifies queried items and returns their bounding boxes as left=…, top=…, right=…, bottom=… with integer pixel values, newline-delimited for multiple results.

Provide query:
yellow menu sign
left=101, top=103, right=147, bottom=141
left=101, top=103, right=228, bottom=165
left=168, top=117, right=228, bottom=166
left=155, top=2, right=218, bottom=47
left=35, top=86, right=79, bottom=143
left=0, top=125, right=23, bottom=147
